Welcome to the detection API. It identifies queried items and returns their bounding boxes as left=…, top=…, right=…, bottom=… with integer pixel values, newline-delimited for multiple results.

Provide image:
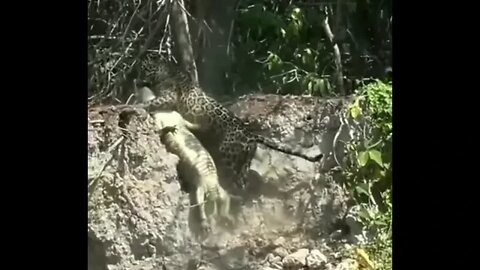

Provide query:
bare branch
left=321, top=8, right=345, bottom=95
left=170, top=0, right=199, bottom=84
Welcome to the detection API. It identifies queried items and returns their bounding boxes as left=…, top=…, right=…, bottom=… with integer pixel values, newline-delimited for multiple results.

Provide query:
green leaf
left=358, top=151, right=369, bottom=167
left=369, top=150, right=383, bottom=166
left=355, top=183, right=370, bottom=197
left=320, top=79, right=330, bottom=96
left=350, top=106, right=362, bottom=119
left=382, top=162, right=391, bottom=170
left=373, top=219, right=388, bottom=227
left=357, top=206, right=371, bottom=220
left=307, top=81, right=313, bottom=92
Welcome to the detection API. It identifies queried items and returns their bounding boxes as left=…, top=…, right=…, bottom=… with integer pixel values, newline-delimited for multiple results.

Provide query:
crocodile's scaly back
left=152, top=111, right=235, bottom=235
left=161, top=127, right=218, bottom=180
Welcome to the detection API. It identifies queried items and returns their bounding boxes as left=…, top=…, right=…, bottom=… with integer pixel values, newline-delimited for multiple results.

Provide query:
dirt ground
left=88, top=95, right=361, bottom=270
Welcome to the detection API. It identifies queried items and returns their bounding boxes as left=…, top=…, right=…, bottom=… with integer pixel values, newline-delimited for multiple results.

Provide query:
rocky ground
left=88, top=94, right=366, bottom=270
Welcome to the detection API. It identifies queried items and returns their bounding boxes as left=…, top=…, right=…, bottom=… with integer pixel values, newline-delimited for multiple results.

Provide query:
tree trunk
left=193, top=0, right=239, bottom=95
left=170, top=0, right=199, bottom=85
left=321, top=11, right=345, bottom=96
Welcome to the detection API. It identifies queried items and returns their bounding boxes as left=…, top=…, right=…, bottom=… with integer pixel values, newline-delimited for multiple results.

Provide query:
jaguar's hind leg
left=218, top=134, right=256, bottom=189
left=234, top=141, right=257, bottom=189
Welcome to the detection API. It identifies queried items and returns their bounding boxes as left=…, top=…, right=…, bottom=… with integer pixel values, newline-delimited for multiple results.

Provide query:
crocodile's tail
left=254, top=134, right=323, bottom=162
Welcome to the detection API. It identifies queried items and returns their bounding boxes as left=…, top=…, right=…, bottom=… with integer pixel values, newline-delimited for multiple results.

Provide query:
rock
left=344, top=209, right=368, bottom=244
left=227, top=94, right=352, bottom=233
left=272, top=236, right=286, bottom=247
left=330, top=228, right=343, bottom=237
left=273, top=247, right=289, bottom=258
left=270, top=261, right=283, bottom=269
left=325, top=263, right=335, bottom=270
left=306, top=249, right=328, bottom=269
left=282, top=248, right=309, bottom=268
left=229, top=94, right=357, bottom=172
left=345, top=214, right=363, bottom=236
left=263, top=253, right=275, bottom=265
left=263, top=253, right=283, bottom=269
left=335, top=258, right=358, bottom=270
left=268, top=253, right=282, bottom=263
left=269, top=255, right=282, bottom=265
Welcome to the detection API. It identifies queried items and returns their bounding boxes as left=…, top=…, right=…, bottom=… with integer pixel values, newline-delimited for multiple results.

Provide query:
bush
left=343, top=80, right=392, bottom=270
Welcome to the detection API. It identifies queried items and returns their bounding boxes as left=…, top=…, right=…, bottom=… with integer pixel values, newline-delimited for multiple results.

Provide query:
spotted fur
left=137, top=56, right=323, bottom=188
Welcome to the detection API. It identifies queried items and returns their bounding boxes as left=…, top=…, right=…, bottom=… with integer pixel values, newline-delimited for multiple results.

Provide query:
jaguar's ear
left=134, top=80, right=156, bottom=103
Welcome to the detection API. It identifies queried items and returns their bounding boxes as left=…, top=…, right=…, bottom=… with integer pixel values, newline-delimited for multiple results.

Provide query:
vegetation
left=88, top=0, right=391, bottom=100
left=344, top=80, right=392, bottom=270
left=88, top=0, right=392, bottom=268
left=229, top=0, right=391, bottom=96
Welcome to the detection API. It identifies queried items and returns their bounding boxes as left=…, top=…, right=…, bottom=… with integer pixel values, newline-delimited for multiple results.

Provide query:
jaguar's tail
left=254, top=134, right=323, bottom=162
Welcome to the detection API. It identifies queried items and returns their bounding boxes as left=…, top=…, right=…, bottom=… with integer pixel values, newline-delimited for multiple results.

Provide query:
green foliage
left=231, top=2, right=334, bottom=95
left=88, top=0, right=391, bottom=101
left=363, top=214, right=392, bottom=270
left=343, top=80, right=392, bottom=268
left=363, top=80, right=393, bottom=136
left=357, top=195, right=392, bottom=270
left=345, top=80, right=392, bottom=206
left=229, top=0, right=392, bottom=96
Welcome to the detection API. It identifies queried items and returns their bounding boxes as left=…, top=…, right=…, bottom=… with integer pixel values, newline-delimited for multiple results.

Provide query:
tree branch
left=321, top=9, right=345, bottom=95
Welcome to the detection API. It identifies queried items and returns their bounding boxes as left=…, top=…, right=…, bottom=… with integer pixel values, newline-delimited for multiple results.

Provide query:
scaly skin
left=152, top=111, right=234, bottom=235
